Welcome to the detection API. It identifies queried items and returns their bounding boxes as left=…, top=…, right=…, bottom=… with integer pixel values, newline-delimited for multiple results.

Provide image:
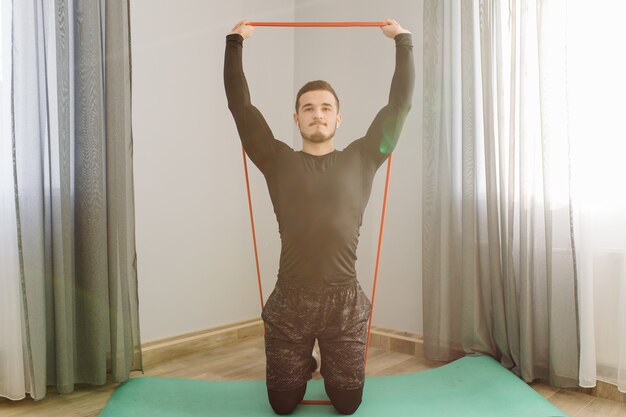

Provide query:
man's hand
left=381, top=19, right=411, bottom=39
left=229, top=20, right=254, bottom=40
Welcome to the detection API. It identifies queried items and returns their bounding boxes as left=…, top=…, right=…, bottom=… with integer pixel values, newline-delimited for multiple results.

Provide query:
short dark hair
left=295, top=80, right=340, bottom=113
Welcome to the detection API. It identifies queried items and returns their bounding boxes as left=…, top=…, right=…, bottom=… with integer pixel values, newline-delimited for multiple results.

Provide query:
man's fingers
left=229, top=20, right=254, bottom=39
left=232, top=20, right=249, bottom=31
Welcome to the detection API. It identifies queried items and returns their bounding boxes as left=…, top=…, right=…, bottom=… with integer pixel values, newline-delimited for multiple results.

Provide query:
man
left=224, top=19, right=414, bottom=415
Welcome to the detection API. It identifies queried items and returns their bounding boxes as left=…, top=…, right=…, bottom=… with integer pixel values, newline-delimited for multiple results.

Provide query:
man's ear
left=294, top=113, right=299, bottom=129
left=336, top=112, right=343, bottom=128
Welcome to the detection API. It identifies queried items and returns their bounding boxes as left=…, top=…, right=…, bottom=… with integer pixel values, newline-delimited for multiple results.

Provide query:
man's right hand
left=229, top=20, right=254, bottom=40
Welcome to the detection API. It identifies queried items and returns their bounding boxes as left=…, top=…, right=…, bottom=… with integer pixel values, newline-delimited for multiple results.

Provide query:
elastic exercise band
left=240, top=21, right=391, bottom=406
left=241, top=146, right=265, bottom=315
left=301, top=399, right=334, bottom=405
left=249, top=21, right=386, bottom=27
left=365, top=153, right=392, bottom=366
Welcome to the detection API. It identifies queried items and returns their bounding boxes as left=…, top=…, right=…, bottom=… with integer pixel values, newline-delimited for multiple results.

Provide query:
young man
left=224, top=19, right=414, bottom=415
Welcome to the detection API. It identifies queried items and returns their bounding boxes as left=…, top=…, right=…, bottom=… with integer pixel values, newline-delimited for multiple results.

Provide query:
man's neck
left=302, top=139, right=335, bottom=156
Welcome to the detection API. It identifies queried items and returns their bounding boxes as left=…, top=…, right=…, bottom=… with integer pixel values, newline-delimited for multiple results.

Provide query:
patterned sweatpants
left=261, top=280, right=372, bottom=391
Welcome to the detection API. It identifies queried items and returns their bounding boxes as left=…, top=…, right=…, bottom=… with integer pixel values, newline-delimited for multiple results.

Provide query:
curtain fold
left=422, top=0, right=579, bottom=387
left=104, top=0, right=142, bottom=380
left=10, top=0, right=141, bottom=400
left=568, top=2, right=626, bottom=392
left=0, top=0, right=27, bottom=400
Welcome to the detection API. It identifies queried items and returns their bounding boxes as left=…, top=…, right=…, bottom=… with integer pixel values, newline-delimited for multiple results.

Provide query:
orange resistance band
left=249, top=21, right=386, bottom=27
left=241, top=146, right=265, bottom=314
left=240, top=20, right=391, bottom=407
left=365, top=152, right=392, bottom=366
left=241, top=146, right=393, bottom=405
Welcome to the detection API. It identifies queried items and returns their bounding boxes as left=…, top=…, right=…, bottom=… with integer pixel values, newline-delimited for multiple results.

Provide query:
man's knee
left=324, top=382, right=364, bottom=415
left=267, top=385, right=306, bottom=415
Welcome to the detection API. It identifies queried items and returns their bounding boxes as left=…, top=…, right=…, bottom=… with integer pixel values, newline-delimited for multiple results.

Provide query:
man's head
left=294, top=80, right=342, bottom=145
left=295, top=80, right=340, bottom=113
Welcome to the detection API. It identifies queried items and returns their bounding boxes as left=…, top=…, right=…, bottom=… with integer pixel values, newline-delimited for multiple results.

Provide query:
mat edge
left=138, top=320, right=626, bottom=405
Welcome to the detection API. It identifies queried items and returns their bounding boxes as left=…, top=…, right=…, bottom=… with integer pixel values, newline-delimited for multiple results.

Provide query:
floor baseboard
left=140, top=320, right=424, bottom=367
left=141, top=318, right=263, bottom=367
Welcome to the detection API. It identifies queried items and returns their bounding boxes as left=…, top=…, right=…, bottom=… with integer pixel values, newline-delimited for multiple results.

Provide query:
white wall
left=130, top=0, right=295, bottom=342
left=131, top=0, right=423, bottom=342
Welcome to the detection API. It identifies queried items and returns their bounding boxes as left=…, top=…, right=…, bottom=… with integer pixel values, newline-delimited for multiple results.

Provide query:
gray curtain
left=422, top=0, right=579, bottom=387
left=12, top=0, right=141, bottom=400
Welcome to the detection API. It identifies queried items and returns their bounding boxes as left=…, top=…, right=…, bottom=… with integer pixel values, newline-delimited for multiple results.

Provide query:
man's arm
left=355, top=20, right=415, bottom=167
left=224, top=21, right=277, bottom=173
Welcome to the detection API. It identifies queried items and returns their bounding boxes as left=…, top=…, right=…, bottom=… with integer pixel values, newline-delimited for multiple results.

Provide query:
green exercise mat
left=99, top=355, right=566, bottom=416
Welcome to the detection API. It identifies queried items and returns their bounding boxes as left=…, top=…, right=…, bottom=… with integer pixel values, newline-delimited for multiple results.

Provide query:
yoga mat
left=99, top=356, right=566, bottom=416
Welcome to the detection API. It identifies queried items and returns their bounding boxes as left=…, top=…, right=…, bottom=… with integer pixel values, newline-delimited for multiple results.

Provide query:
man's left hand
left=381, top=19, right=411, bottom=38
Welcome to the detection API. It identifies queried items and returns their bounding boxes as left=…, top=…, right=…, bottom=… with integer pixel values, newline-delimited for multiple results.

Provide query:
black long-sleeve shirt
left=224, top=33, right=414, bottom=287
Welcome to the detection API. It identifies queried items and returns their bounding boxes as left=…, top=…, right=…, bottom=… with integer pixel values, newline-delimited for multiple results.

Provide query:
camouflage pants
left=261, top=280, right=372, bottom=391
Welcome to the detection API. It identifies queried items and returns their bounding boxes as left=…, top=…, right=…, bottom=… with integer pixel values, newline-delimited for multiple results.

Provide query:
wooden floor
left=1, top=336, right=625, bottom=417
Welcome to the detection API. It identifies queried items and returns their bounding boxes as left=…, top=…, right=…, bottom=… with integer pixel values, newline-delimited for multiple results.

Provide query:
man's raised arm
left=224, top=20, right=276, bottom=173
left=359, top=19, right=415, bottom=164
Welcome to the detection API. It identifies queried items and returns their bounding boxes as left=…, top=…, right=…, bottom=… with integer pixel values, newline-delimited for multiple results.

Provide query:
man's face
left=294, top=90, right=342, bottom=144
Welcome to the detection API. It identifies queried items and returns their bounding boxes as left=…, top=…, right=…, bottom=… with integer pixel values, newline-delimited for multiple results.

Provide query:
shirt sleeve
left=224, top=34, right=280, bottom=175
left=348, top=33, right=415, bottom=169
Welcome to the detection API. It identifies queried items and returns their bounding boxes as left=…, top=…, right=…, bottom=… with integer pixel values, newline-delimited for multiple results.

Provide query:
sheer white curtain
left=422, top=0, right=578, bottom=386
left=0, top=0, right=26, bottom=400
left=422, top=0, right=626, bottom=392
left=2, top=0, right=141, bottom=401
left=569, top=2, right=626, bottom=393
